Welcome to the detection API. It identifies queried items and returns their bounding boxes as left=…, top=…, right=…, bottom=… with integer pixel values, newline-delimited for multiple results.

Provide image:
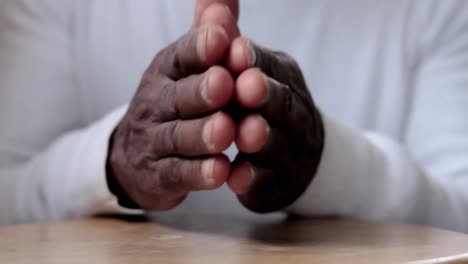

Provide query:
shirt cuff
left=287, top=114, right=370, bottom=216
left=77, top=105, right=143, bottom=216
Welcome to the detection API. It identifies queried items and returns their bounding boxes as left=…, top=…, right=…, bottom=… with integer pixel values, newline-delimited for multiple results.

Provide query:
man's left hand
left=226, top=37, right=325, bottom=213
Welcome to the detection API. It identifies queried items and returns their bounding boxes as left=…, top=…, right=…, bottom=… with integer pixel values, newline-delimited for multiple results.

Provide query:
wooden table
left=1, top=214, right=468, bottom=264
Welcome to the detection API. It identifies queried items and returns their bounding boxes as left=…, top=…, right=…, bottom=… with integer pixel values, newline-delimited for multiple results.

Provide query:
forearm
left=0, top=106, right=140, bottom=225
left=288, top=114, right=468, bottom=232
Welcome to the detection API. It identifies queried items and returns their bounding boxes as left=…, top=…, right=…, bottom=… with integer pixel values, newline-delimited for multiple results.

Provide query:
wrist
left=105, top=130, right=141, bottom=209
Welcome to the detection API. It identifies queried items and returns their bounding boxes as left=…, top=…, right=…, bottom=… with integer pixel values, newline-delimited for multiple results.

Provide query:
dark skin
left=226, top=38, right=325, bottom=212
left=107, top=1, right=324, bottom=213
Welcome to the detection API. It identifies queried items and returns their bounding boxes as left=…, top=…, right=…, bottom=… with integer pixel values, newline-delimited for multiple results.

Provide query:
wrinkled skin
left=225, top=38, right=324, bottom=212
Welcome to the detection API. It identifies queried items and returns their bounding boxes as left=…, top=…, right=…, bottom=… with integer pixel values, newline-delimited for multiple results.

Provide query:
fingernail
left=202, top=117, right=215, bottom=150
left=201, top=72, right=212, bottom=105
left=197, top=26, right=228, bottom=63
left=254, top=115, right=270, bottom=150
left=196, top=27, right=209, bottom=62
left=202, top=159, right=215, bottom=183
left=261, top=74, right=270, bottom=106
left=245, top=39, right=256, bottom=66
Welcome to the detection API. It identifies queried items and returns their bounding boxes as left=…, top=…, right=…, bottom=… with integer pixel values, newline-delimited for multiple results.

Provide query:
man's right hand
left=107, top=18, right=237, bottom=210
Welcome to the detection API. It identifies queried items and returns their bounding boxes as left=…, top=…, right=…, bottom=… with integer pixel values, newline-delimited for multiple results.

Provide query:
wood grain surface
left=1, top=214, right=468, bottom=264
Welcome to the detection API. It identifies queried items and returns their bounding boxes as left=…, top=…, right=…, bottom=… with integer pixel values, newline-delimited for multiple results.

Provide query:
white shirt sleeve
left=0, top=0, right=138, bottom=225
left=288, top=1, right=468, bottom=233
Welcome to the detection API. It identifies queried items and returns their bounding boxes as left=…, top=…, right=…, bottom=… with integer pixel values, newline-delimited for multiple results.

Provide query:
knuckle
left=152, top=37, right=186, bottom=79
left=172, top=47, right=184, bottom=77
left=168, top=120, right=182, bottom=152
left=153, top=45, right=174, bottom=71
left=160, top=158, right=183, bottom=190
left=169, top=31, right=197, bottom=78
left=138, top=70, right=157, bottom=90
left=130, top=152, right=153, bottom=169
left=131, top=100, right=155, bottom=123
left=157, top=82, right=181, bottom=120
left=162, top=120, right=181, bottom=154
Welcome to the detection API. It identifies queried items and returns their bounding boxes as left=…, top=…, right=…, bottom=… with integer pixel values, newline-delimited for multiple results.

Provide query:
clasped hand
left=108, top=1, right=324, bottom=213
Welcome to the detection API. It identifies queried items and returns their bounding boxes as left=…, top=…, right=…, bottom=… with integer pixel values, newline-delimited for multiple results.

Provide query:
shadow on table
left=100, top=213, right=412, bottom=248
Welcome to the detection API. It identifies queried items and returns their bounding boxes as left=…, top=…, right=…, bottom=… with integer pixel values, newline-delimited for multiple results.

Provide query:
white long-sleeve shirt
left=1, top=0, right=468, bottom=232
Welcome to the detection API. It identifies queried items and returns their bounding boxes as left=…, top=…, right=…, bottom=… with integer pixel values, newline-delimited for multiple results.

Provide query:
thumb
left=192, top=0, right=240, bottom=39
left=193, top=0, right=239, bottom=27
